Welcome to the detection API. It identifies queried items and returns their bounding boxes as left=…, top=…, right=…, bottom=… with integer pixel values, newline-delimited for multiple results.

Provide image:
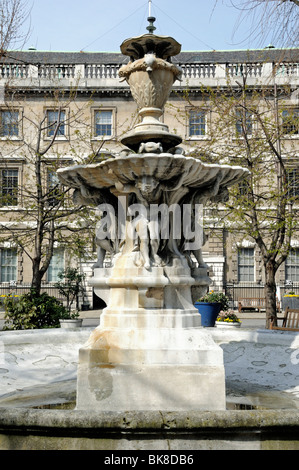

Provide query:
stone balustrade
left=38, top=64, right=76, bottom=79
left=179, top=63, right=216, bottom=78
left=275, top=62, right=299, bottom=76
left=85, top=63, right=122, bottom=79
left=226, top=62, right=264, bottom=77
left=0, top=63, right=29, bottom=79
left=0, top=60, right=298, bottom=88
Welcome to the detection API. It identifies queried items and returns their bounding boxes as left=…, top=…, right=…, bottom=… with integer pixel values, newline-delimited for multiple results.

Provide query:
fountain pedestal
left=77, top=332, right=226, bottom=411
left=77, top=254, right=226, bottom=411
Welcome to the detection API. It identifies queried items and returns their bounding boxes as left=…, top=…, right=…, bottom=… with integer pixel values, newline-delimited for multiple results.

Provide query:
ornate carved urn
left=119, top=33, right=183, bottom=152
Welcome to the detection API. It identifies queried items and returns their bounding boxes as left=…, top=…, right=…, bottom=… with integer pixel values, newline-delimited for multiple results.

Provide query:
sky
left=20, top=0, right=274, bottom=53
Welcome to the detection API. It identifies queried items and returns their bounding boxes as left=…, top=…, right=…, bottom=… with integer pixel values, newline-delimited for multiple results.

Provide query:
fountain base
left=76, top=327, right=226, bottom=411
left=76, top=254, right=225, bottom=411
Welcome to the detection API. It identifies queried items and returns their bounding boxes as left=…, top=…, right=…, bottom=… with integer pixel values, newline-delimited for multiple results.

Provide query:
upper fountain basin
left=57, top=154, right=250, bottom=192
left=120, top=33, right=181, bottom=60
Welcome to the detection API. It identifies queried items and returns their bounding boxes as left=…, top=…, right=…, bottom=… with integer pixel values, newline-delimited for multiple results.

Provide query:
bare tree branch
left=215, top=0, right=299, bottom=47
left=0, top=0, right=31, bottom=55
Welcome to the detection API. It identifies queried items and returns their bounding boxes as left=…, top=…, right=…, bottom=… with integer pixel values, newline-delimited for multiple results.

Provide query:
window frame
left=186, top=107, right=210, bottom=140
left=285, top=247, right=299, bottom=282
left=92, top=107, right=116, bottom=140
left=0, top=108, right=23, bottom=140
left=0, top=167, right=19, bottom=207
left=287, top=167, right=299, bottom=200
left=281, top=107, right=299, bottom=137
left=44, top=108, right=68, bottom=141
left=0, top=247, right=18, bottom=282
left=235, top=107, right=254, bottom=138
left=237, top=177, right=251, bottom=197
left=237, top=247, right=255, bottom=282
left=47, top=169, right=62, bottom=207
left=42, top=157, right=73, bottom=208
left=47, top=247, right=65, bottom=283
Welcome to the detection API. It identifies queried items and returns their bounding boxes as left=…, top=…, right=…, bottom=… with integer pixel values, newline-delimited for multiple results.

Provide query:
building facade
left=0, top=47, right=298, bottom=307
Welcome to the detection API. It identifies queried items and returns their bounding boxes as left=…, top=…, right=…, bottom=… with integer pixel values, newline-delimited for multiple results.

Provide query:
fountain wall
left=0, top=328, right=298, bottom=409
left=0, top=407, right=299, bottom=450
left=0, top=327, right=298, bottom=449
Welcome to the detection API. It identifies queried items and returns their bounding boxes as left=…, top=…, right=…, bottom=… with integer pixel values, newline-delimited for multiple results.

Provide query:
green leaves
left=3, top=291, right=68, bottom=330
left=197, top=291, right=229, bottom=311
left=55, top=267, right=85, bottom=314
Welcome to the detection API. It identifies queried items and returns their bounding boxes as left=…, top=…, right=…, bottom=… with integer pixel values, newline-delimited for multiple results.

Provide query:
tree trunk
left=264, top=261, right=277, bottom=329
left=31, top=259, right=43, bottom=296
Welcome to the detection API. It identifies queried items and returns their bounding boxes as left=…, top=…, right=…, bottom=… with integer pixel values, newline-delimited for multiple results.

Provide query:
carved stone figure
left=73, top=185, right=121, bottom=268
left=94, top=208, right=119, bottom=268
left=181, top=174, right=224, bottom=268
left=116, top=176, right=164, bottom=269
left=138, top=141, right=163, bottom=153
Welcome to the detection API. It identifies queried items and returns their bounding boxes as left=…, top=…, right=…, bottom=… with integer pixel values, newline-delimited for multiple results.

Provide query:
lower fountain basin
left=0, top=327, right=298, bottom=449
left=0, top=327, right=298, bottom=409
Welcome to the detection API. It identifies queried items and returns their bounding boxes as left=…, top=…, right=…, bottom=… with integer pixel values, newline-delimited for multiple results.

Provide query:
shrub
left=197, top=291, right=229, bottom=311
left=55, top=268, right=85, bottom=314
left=3, top=291, right=68, bottom=330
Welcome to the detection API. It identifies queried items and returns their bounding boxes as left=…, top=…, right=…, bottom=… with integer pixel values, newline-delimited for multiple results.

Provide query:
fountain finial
left=147, top=16, right=156, bottom=34
left=119, top=8, right=183, bottom=151
left=147, top=1, right=156, bottom=34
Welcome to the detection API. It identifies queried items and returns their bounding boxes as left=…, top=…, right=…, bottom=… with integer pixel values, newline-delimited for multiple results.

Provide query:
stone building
left=0, top=46, right=298, bottom=306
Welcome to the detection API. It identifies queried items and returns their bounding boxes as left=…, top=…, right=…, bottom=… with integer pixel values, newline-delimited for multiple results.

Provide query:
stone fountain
left=57, top=24, right=249, bottom=412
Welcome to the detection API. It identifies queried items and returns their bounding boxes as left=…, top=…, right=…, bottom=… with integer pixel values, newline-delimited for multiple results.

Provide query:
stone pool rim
left=0, top=408, right=299, bottom=450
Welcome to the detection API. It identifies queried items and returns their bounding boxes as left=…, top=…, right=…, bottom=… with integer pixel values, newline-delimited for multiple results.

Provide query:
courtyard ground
left=0, top=310, right=267, bottom=330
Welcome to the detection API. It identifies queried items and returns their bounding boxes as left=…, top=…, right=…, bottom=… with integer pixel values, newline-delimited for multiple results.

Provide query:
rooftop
left=2, top=47, right=299, bottom=65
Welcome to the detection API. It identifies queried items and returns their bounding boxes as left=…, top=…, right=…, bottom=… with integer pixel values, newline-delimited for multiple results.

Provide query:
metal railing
left=0, top=282, right=67, bottom=308
left=224, top=281, right=299, bottom=311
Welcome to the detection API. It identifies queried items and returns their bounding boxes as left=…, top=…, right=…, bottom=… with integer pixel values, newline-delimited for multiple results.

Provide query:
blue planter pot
left=194, top=302, right=222, bottom=327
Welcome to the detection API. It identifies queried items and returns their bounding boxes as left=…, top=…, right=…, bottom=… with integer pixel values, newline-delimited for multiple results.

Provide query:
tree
left=55, top=267, right=85, bottom=313
left=0, top=0, right=30, bottom=55
left=184, top=74, right=299, bottom=327
left=215, top=0, right=299, bottom=47
left=0, top=85, right=108, bottom=295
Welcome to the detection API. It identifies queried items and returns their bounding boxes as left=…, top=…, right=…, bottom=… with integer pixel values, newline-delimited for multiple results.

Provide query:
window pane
left=238, top=178, right=250, bottom=196
left=287, top=168, right=299, bottom=199
left=238, top=248, right=254, bottom=282
left=0, top=248, right=17, bottom=282
left=286, top=248, right=299, bottom=282
left=47, top=248, right=64, bottom=282
left=0, top=111, right=19, bottom=137
left=95, top=110, right=112, bottom=137
left=1, top=169, right=18, bottom=206
left=47, top=110, right=66, bottom=137
left=282, top=109, right=299, bottom=135
left=47, top=171, right=61, bottom=206
left=189, top=110, right=206, bottom=136
left=236, top=109, right=252, bottom=135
